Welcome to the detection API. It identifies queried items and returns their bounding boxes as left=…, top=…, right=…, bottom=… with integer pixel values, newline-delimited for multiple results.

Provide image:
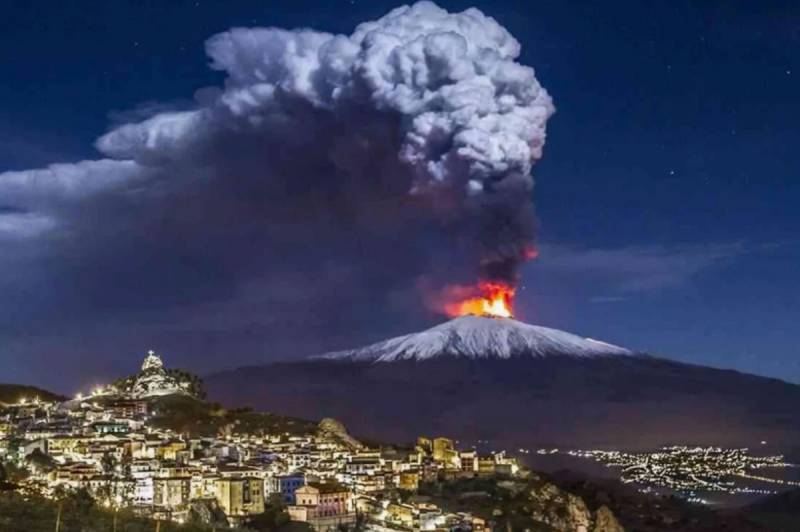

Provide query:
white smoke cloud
left=0, top=159, right=141, bottom=209
left=4, top=2, right=553, bottom=245
left=0, top=211, right=56, bottom=239
left=96, top=1, right=552, bottom=195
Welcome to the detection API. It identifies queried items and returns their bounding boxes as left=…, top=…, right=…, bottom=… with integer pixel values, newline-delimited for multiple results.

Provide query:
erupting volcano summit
left=443, top=282, right=516, bottom=319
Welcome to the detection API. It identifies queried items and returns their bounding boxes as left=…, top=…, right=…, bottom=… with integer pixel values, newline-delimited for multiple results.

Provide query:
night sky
left=1, top=0, right=799, bottom=392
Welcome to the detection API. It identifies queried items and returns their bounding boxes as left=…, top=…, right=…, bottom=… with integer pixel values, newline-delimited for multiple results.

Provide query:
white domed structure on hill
left=140, top=351, right=165, bottom=372
left=131, top=350, right=190, bottom=398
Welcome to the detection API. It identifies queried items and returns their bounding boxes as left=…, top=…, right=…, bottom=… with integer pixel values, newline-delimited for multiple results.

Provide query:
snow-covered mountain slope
left=207, top=317, right=800, bottom=449
left=319, top=315, right=632, bottom=362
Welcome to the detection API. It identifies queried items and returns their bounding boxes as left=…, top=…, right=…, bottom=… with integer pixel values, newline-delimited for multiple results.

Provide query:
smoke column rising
left=0, top=2, right=554, bottom=382
left=97, top=1, right=553, bottom=285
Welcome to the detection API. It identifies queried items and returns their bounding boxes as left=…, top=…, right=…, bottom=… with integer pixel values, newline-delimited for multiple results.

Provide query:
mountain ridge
left=205, top=316, right=800, bottom=451
left=0, top=384, right=65, bottom=405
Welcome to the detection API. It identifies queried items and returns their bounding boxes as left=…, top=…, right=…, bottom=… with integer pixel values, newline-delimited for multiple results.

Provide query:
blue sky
left=1, top=0, right=798, bottom=389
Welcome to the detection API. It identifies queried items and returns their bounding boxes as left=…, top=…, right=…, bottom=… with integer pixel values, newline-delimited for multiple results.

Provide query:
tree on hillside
left=1, top=460, right=27, bottom=485
left=245, top=494, right=296, bottom=531
left=101, top=453, right=117, bottom=474
left=25, top=449, right=56, bottom=473
left=0, top=462, right=13, bottom=491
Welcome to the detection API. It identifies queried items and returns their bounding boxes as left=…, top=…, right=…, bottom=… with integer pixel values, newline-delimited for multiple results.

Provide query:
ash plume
left=0, top=2, right=554, bottom=382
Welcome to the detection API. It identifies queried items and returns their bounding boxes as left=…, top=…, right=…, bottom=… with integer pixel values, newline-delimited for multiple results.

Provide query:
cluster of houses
left=0, top=354, right=521, bottom=531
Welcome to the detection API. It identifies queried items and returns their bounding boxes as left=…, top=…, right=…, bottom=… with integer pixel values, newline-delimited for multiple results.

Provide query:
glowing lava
left=445, top=282, right=515, bottom=318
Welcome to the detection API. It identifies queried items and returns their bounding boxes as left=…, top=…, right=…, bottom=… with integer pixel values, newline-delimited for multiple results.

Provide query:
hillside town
left=0, top=352, right=532, bottom=531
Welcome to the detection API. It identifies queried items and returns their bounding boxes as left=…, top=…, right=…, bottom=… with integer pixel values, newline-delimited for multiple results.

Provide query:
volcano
left=206, top=317, right=800, bottom=451
left=319, top=315, right=632, bottom=362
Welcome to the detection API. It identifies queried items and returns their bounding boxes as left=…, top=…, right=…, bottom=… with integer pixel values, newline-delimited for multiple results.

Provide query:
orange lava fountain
left=444, top=281, right=515, bottom=318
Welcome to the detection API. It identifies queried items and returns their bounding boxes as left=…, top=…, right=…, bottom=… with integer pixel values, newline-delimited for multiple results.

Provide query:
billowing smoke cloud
left=0, top=2, right=553, bottom=385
